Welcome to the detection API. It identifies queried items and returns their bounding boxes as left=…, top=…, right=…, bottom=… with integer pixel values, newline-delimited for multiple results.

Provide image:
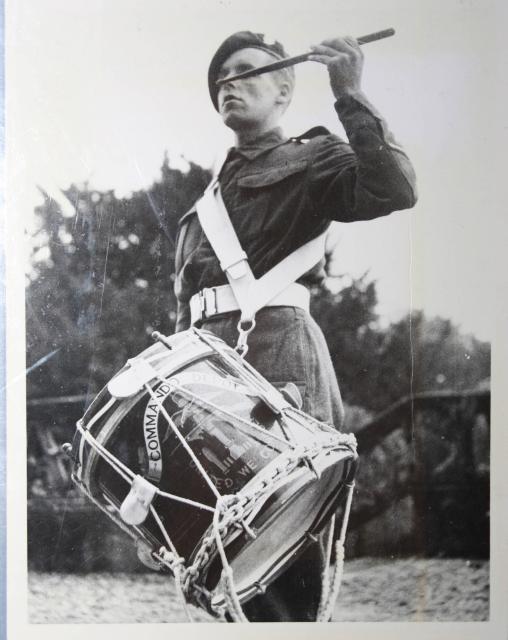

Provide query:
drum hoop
left=107, top=344, right=215, bottom=399
left=79, top=393, right=143, bottom=488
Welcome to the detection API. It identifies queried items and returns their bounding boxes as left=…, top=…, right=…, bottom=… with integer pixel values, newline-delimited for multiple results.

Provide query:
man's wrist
left=334, top=90, right=389, bottom=141
left=335, top=90, right=384, bottom=123
left=333, top=87, right=366, bottom=102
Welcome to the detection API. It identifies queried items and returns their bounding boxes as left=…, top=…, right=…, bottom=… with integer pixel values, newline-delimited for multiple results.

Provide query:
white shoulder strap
left=196, top=181, right=256, bottom=318
left=257, top=231, right=327, bottom=306
left=196, top=180, right=253, bottom=280
left=195, top=179, right=327, bottom=323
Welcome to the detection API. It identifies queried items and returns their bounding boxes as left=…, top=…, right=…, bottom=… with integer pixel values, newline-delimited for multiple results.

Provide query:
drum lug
left=151, top=331, right=173, bottom=350
left=233, top=518, right=257, bottom=540
left=61, top=442, right=77, bottom=463
left=306, top=532, right=319, bottom=543
left=303, top=455, right=321, bottom=480
left=254, top=581, right=267, bottom=595
left=241, top=520, right=257, bottom=540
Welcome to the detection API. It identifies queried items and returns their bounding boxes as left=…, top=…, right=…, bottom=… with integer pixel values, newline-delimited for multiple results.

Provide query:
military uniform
left=173, top=32, right=417, bottom=621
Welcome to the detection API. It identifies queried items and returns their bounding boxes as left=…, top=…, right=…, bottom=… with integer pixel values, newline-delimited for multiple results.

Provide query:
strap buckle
left=198, top=287, right=218, bottom=321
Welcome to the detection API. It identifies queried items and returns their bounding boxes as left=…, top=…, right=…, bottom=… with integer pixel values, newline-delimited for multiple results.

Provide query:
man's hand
left=308, top=36, right=364, bottom=99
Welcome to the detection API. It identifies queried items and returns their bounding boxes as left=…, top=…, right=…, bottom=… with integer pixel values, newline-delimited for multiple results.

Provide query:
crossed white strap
left=195, top=175, right=327, bottom=324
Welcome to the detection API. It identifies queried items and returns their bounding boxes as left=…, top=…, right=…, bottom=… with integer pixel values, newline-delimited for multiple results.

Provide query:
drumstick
left=216, top=28, right=395, bottom=85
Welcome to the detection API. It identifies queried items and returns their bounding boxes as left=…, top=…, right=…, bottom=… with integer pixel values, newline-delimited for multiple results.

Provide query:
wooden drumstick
left=216, top=28, right=395, bottom=85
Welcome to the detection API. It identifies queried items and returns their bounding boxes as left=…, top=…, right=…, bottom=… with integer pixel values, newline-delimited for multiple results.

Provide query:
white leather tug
left=195, top=177, right=327, bottom=324
left=190, top=282, right=310, bottom=325
left=120, top=475, right=157, bottom=526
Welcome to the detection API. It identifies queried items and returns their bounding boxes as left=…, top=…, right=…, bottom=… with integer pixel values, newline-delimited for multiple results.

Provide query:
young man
left=174, top=31, right=417, bottom=621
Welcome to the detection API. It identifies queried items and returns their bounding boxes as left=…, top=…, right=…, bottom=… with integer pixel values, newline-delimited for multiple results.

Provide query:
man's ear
left=276, top=80, right=292, bottom=106
left=275, top=81, right=292, bottom=111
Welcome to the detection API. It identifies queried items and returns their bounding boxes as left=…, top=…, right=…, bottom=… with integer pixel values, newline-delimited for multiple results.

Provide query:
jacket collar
left=232, top=127, right=287, bottom=160
left=178, top=127, right=287, bottom=227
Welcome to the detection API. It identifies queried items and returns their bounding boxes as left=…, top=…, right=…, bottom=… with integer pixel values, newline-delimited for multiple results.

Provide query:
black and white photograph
left=3, top=0, right=508, bottom=638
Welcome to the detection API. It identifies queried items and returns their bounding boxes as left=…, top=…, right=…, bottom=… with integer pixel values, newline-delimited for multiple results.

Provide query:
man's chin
left=221, top=111, right=250, bottom=131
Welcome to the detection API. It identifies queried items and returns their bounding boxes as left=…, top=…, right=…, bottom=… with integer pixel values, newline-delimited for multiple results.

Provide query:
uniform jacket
left=174, top=92, right=417, bottom=331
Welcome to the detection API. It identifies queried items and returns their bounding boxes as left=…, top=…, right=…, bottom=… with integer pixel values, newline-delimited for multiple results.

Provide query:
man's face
left=217, top=48, right=286, bottom=131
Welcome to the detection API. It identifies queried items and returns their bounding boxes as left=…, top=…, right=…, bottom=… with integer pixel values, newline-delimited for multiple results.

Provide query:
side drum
left=67, top=328, right=358, bottom=616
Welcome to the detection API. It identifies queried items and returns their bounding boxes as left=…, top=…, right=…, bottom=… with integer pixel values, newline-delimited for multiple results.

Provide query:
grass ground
left=28, top=557, right=489, bottom=623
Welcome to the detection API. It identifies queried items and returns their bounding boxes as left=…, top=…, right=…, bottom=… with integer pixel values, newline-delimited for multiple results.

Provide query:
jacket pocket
left=234, top=160, right=309, bottom=239
left=237, top=159, right=308, bottom=188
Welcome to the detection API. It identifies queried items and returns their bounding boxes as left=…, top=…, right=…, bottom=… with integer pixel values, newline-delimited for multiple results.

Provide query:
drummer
left=173, top=31, right=417, bottom=622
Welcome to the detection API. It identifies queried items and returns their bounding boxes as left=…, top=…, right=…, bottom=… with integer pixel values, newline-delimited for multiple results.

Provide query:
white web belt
left=189, top=281, right=310, bottom=325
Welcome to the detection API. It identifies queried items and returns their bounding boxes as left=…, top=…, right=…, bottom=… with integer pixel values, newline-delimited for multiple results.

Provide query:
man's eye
left=219, top=64, right=254, bottom=79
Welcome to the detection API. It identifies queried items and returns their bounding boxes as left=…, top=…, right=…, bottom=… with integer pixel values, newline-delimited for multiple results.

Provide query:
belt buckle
left=199, top=287, right=218, bottom=320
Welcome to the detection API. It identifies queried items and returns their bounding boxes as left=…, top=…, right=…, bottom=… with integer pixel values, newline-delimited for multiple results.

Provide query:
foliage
left=26, top=157, right=210, bottom=400
left=311, top=282, right=490, bottom=413
left=368, top=311, right=490, bottom=412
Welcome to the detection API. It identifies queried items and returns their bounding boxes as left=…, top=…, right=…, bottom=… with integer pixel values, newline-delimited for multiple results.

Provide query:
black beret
left=208, top=31, right=290, bottom=111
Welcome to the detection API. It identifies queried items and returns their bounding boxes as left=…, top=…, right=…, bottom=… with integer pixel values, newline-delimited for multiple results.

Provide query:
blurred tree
left=26, top=157, right=210, bottom=401
left=311, top=274, right=382, bottom=409
left=319, top=303, right=490, bottom=414
left=371, top=312, right=491, bottom=410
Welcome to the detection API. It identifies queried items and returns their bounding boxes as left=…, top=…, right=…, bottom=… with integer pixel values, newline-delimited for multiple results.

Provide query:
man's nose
left=218, top=78, right=241, bottom=103
left=220, top=76, right=240, bottom=89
